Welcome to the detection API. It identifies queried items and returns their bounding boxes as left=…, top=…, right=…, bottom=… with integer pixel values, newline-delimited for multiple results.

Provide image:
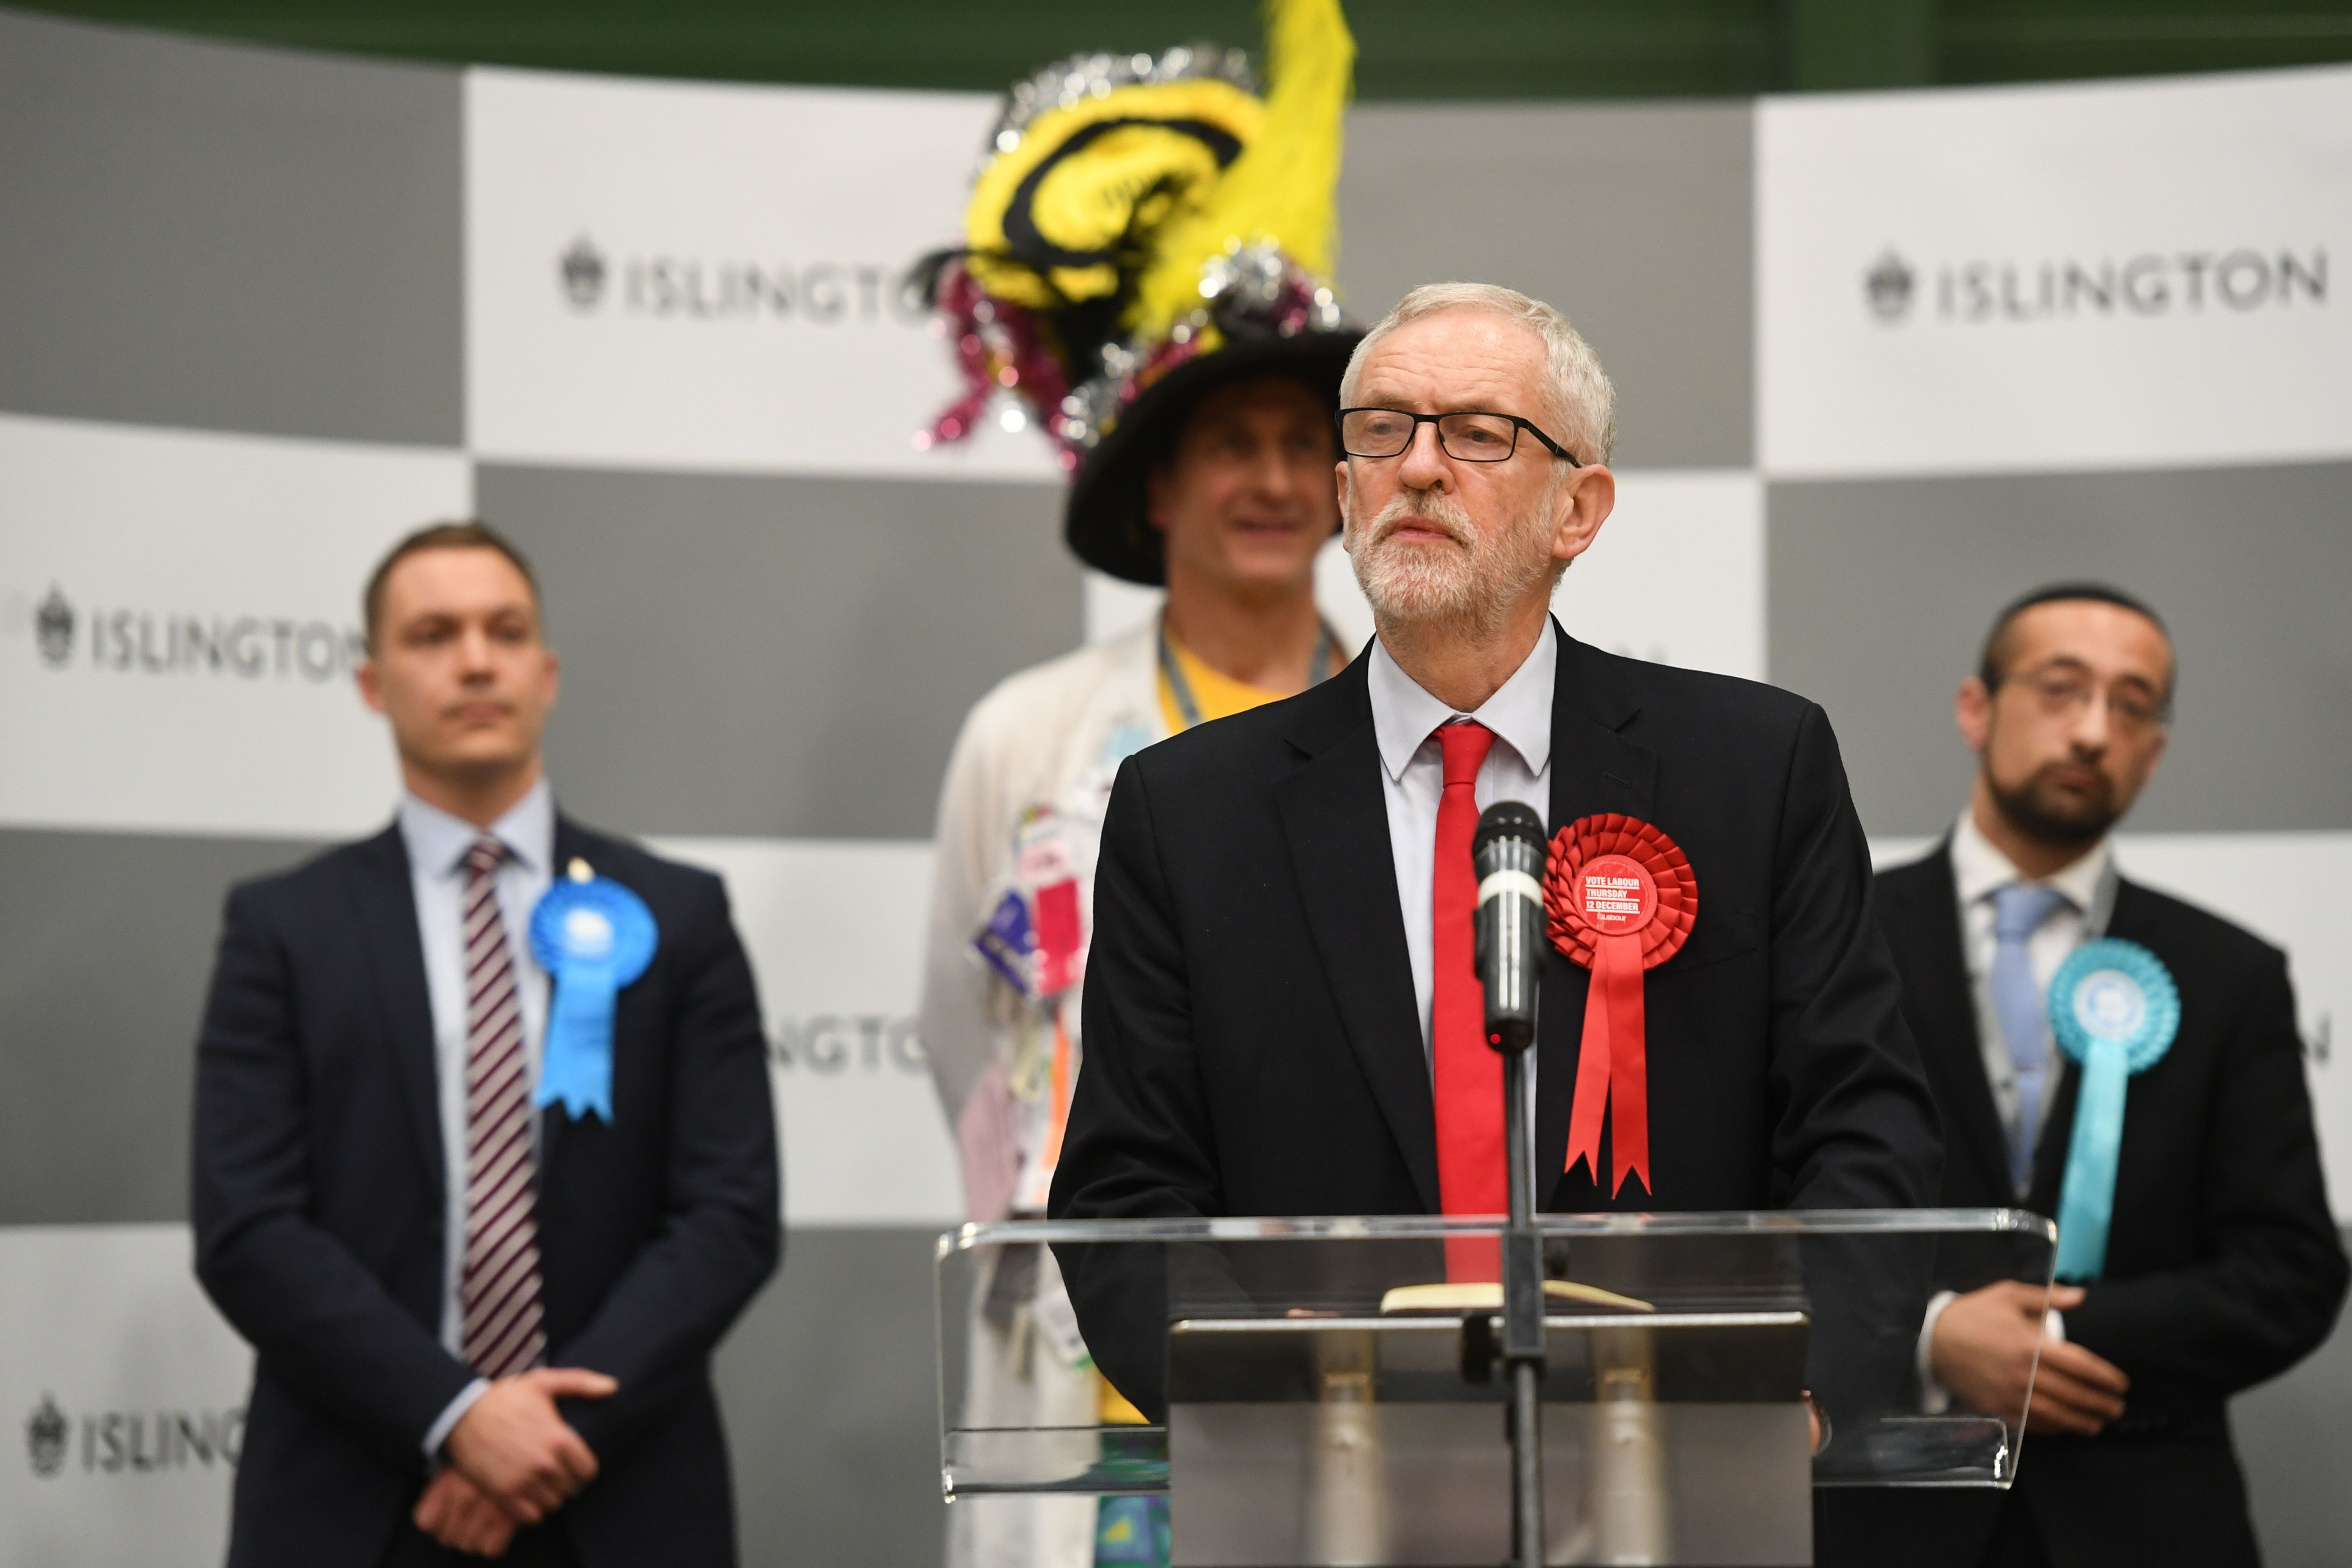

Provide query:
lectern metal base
left=1164, top=1309, right=1813, bottom=1568
left=1168, top=1400, right=1810, bottom=1567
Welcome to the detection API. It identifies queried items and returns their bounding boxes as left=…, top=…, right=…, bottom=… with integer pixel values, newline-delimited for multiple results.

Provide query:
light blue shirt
left=395, top=777, right=556, bottom=1456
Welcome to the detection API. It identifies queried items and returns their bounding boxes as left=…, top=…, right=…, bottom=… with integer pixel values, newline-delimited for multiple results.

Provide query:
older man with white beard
left=1051, top=283, right=1941, bottom=1434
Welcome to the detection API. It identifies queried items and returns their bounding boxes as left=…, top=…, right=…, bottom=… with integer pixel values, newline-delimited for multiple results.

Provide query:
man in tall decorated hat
left=1050, top=278, right=1942, bottom=1416
left=1870, top=585, right=2344, bottom=1568
left=913, top=3, right=1358, bottom=1566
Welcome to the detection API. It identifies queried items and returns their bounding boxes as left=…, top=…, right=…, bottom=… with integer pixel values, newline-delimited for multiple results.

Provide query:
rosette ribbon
left=530, top=866, right=659, bottom=1123
left=1545, top=814, right=1698, bottom=1197
left=2049, top=939, right=2180, bottom=1281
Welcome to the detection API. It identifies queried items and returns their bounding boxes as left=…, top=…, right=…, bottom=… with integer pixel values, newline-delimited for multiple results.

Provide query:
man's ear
left=1549, top=464, right=1615, bottom=568
left=356, top=656, right=388, bottom=716
left=1955, top=676, right=1993, bottom=754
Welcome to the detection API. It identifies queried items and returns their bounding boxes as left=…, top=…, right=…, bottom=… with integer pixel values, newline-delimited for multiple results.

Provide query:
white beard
left=1345, top=481, right=1559, bottom=639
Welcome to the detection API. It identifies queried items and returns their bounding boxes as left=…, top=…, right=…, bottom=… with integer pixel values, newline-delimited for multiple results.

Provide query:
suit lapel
left=1273, top=659, right=1443, bottom=1212
left=1536, top=630, right=1656, bottom=1203
left=1897, top=844, right=2018, bottom=1203
left=346, top=825, right=445, bottom=1200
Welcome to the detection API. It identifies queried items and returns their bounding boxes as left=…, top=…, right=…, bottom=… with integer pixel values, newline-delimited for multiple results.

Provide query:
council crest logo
left=35, top=585, right=74, bottom=667
left=1865, top=249, right=1916, bottom=323
left=26, top=1394, right=67, bottom=1478
left=560, top=236, right=607, bottom=311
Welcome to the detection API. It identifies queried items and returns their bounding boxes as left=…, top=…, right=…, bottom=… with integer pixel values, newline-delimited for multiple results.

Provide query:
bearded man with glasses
left=1869, top=585, right=2345, bottom=1568
left=1053, top=284, right=1943, bottom=1463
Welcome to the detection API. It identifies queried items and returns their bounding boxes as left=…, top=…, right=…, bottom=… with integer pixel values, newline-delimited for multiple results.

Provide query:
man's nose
left=2069, top=693, right=2113, bottom=753
left=1396, top=421, right=1451, bottom=491
left=1247, top=444, right=1300, bottom=497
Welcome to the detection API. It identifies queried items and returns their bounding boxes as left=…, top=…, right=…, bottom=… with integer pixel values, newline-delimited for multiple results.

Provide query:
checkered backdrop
left=2, top=7, right=2347, bottom=1562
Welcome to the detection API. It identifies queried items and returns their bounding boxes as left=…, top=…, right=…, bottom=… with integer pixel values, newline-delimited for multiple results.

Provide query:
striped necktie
left=458, top=836, right=548, bottom=1379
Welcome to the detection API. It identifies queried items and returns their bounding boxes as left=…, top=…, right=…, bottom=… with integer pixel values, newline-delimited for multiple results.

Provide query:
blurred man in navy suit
left=193, top=522, right=780, bottom=1566
left=1875, top=585, right=2344, bottom=1568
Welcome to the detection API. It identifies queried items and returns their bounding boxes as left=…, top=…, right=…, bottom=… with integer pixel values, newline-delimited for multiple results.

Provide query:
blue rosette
left=2049, top=938, right=2180, bottom=1281
left=530, top=866, right=658, bottom=1123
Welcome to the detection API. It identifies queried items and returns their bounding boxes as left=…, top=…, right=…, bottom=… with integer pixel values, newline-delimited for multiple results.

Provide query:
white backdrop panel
left=0, top=414, right=456, bottom=837
left=1083, top=469, right=1764, bottom=682
left=466, top=69, right=1057, bottom=481
left=1875, top=832, right=2352, bottom=1218
left=1557, top=469, right=1764, bottom=679
left=1760, top=67, right=2352, bottom=479
left=0, top=1225, right=249, bottom=1568
left=651, top=836, right=962, bottom=1227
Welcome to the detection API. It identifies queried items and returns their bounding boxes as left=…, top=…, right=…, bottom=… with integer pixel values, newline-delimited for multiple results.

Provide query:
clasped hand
left=413, top=1367, right=618, bottom=1557
left=1931, top=1281, right=2129, bottom=1437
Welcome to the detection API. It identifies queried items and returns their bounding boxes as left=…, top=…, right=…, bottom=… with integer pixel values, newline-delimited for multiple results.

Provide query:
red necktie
left=1432, top=722, right=1503, bottom=1277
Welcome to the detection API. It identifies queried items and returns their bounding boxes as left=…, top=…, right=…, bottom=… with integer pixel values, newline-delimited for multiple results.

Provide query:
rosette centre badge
left=1576, top=855, right=1659, bottom=935
left=2073, top=968, right=2149, bottom=1042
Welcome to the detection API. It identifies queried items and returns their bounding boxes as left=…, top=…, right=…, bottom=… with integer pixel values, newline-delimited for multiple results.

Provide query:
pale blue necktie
left=1990, top=881, right=2072, bottom=1195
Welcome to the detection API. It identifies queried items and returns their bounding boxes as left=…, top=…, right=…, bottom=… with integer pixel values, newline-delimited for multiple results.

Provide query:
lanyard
left=1157, top=620, right=1339, bottom=732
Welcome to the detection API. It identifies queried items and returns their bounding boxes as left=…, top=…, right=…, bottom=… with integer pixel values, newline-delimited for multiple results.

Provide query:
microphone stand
left=1474, top=802, right=1553, bottom=1568
left=1499, top=1030, right=1545, bottom=1568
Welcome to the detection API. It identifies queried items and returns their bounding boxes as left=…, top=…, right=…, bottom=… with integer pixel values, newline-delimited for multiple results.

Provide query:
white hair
left=1339, top=282, right=1617, bottom=465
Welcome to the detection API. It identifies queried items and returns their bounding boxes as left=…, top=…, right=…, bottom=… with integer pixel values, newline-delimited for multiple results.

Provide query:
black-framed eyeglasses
left=1337, top=407, right=1582, bottom=466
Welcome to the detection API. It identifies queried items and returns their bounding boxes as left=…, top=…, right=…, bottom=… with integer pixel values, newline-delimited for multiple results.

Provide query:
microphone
left=1473, top=802, right=1549, bottom=1055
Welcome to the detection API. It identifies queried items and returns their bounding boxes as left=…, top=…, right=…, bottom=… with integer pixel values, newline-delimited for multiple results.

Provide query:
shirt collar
left=1951, top=806, right=2111, bottom=915
left=397, top=776, right=555, bottom=881
left=1368, top=621, right=1557, bottom=783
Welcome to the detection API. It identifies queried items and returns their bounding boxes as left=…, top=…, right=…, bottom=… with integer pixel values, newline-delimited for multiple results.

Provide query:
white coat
left=920, top=625, right=1167, bottom=1568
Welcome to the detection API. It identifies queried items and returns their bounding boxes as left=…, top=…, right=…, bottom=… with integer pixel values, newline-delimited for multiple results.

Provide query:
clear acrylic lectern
left=937, top=1210, right=2056, bottom=1567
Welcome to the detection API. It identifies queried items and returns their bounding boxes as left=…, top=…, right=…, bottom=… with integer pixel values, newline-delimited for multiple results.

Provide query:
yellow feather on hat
left=1128, top=0, right=1355, bottom=341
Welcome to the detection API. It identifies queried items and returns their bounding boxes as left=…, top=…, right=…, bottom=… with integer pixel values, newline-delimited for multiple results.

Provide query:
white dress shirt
left=1367, top=621, right=1557, bottom=1063
left=1917, top=809, right=2112, bottom=1407
left=396, top=777, right=555, bottom=1455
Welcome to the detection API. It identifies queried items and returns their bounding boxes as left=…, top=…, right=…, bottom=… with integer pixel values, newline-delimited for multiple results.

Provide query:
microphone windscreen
left=1472, top=801, right=1546, bottom=857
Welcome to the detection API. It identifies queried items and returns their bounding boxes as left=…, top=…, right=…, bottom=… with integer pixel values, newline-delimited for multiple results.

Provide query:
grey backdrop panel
left=1337, top=101, right=1753, bottom=469
left=481, top=466, right=1081, bottom=840
left=0, top=828, right=320, bottom=1225
left=713, top=1229, right=946, bottom=1568
left=0, top=9, right=462, bottom=445
left=1767, top=460, right=2352, bottom=837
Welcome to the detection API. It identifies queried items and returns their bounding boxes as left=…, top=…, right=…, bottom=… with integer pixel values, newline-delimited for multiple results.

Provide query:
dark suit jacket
left=1869, top=844, right=2347, bottom=1568
left=1052, top=627, right=1942, bottom=1418
left=192, top=815, right=781, bottom=1568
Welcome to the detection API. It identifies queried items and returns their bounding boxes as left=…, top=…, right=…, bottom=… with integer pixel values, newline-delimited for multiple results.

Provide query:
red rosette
left=1544, top=814, right=1699, bottom=1198
left=1545, top=812, right=1697, bottom=969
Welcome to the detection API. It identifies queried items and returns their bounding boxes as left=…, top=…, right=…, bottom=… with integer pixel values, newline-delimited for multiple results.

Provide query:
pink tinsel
left=917, top=253, right=1333, bottom=457
left=922, top=260, right=1073, bottom=452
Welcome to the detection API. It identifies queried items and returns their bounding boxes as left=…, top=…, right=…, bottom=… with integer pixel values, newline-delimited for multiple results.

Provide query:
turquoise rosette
left=530, top=870, right=658, bottom=1123
left=2048, top=938, right=2180, bottom=1281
